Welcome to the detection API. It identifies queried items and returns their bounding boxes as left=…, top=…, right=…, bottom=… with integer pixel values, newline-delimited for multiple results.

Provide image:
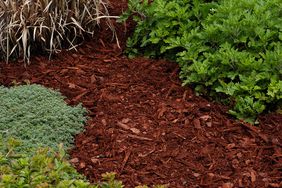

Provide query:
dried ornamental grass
left=0, top=0, right=118, bottom=63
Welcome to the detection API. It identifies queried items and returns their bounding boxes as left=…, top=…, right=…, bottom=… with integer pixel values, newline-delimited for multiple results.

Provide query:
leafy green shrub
left=179, top=0, right=282, bottom=123
left=0, top=137, right=124, bottom=188
left=0, top=84, right=87, bottom=154
left=0, top=0, right=116, bottom=63
left=122, top=0, right=282, bottom=123
left=119, top=0, right=218, bottom=59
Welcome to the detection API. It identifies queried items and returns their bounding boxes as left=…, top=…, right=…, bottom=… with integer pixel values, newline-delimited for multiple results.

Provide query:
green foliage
left=0, top=0, right=115, bottom=63
left=0, top=137, right=125, bottom=188
left=0, top=137, right=162, bottom=188
left=99, top=172, right=124, bottom=188
left=122, top=0, right=282, bottom=123
left=119, top=0, right=218, bottom=59
left=0, top=84, right=87, bottom=154
left=0, top=138, right=95, bottom=188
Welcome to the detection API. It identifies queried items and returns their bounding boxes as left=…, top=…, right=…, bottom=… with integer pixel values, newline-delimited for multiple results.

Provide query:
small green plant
left=99, top=172, right=124, bottom=188
left=121, top=0, right=282, bottom=123
left=0, top=137, right=125, bottom=188
left=0, top=0, right=117, bottom=63
left=0, top=137, right=96, bottom=187
left=0, top=84, right=87, bottom=154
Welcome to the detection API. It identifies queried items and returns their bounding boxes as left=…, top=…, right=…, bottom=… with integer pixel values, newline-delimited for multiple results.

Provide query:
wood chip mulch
left=0, top=0, right=281, bottom=187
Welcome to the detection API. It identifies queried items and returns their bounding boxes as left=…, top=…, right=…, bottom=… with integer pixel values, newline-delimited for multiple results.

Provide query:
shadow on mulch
left=0, top=0, right=281, bottom=187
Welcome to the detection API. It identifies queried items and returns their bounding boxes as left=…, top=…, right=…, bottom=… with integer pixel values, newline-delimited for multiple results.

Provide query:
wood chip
left=130, top=128, right=141, bottom=134
left=193, top=173, right=201, bottom=177
left=68, top=82, right=76, bottom=89
left=79, top=162, right=86, bottom=169
left=101, top=119, right=107, bottom=126
left=90, top=74, right=96, bottom=84
left=72, top=90, right=89, bottom=102
left=121, top=118, right=130, bottom=124
left=206, top=121, right=212, bottom=127
left=193, top=118, right=201, bottom=129
left=238, top=122, right=269, bottom=143
left=119, top=150, right=131, bottom=174
left=117, top=122, right=130, bottom=130
left=70, top=158, right=79, bottom=163
left=127, top=134, right=153, bottom=141
left=250, top=170, right=256, bottom=183
left=158, top=104, right=167, bottom=118
left=200, top=115, right=211, bottom=121
left=222, top=182, right=234, bottom=188
left=91, top=157, right=99, bottom=164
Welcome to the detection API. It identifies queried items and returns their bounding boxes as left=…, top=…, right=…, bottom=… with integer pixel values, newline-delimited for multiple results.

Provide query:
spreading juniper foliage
left=0, top=84, right=87, bottom=154
left=0, top=138, right=124, bottom=188
left=121, top=0, right=282, bottom=123
left=0, top=0, right=117, bottom=63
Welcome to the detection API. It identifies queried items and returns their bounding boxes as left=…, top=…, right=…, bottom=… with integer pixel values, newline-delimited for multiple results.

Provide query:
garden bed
left=0, top=0, right=281, bottom=187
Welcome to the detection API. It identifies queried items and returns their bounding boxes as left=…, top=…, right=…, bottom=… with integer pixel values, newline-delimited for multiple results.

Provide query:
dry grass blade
left=22, top=27, right=29, bottom=63
left=0, top=1, right=6, bottom=9
left=70, top=17, right=85, bottom=31
left=0, top=0, right=118, bottom=64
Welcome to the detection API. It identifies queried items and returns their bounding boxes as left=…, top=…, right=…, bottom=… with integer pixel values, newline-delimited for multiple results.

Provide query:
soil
left=0, top=0, right=281, bottom=187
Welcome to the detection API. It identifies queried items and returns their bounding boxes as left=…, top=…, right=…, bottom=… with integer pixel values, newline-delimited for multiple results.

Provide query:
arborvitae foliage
left=0, top=84, right=87, bottom=154
left=121, top=0, right=282, bottom=123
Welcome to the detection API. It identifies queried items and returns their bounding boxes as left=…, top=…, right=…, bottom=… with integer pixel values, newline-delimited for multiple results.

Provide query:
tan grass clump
left=0, top=0, right=117, bottom=63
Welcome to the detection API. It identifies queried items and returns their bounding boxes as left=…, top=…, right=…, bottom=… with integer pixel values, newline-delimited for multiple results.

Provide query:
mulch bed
left=0, top=0, right=281, bottom=187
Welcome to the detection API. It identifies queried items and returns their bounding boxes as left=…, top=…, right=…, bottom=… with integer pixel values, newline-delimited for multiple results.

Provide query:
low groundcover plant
left=0, top=84, right=87, bottom=154
left=0, top=137, right=124, bottom=188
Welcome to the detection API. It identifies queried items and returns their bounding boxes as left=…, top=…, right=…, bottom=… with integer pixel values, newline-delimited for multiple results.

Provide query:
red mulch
left=0, top=0, right=281, bottom=187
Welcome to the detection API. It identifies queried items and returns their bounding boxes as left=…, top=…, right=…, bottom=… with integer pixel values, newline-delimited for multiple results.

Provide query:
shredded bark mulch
left=0, top=0, right=281, bottom=187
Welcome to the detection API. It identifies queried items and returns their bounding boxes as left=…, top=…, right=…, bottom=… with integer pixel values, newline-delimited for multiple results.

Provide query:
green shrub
left=0, top=84, right=87, bottom=154
left=119, top=0, right=218, bottom=59
left=121, top=0, right=282, bottom=123
left=0, top=137, right=124, bottom=188
left=0, top=0, right=116, bottom=63
left=179, top=0, right=282, bottom=123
